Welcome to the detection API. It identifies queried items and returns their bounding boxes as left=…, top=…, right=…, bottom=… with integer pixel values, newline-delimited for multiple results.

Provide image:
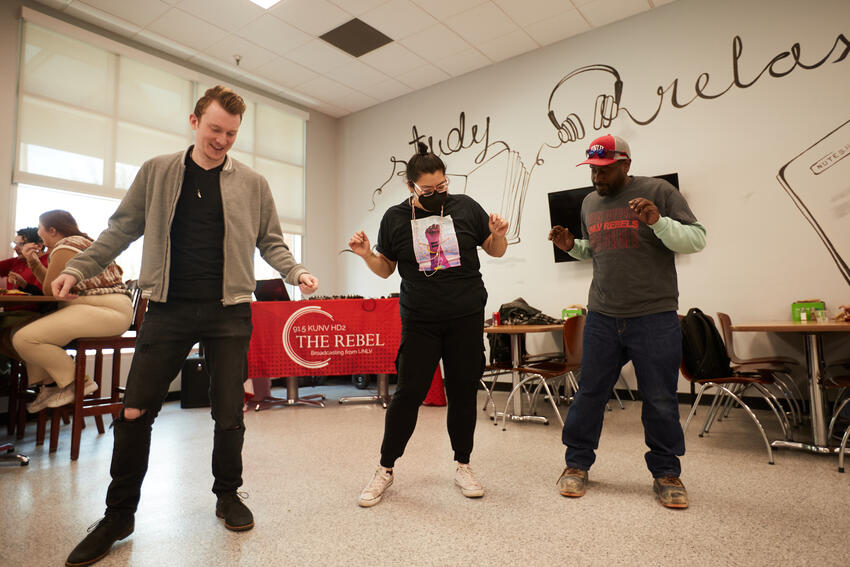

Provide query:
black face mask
left=418, top=191, right=447, bottom=212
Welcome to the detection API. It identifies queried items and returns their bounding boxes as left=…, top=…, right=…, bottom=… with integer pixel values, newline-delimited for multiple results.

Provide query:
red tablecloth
left=248, top=298, right=401, bottom=378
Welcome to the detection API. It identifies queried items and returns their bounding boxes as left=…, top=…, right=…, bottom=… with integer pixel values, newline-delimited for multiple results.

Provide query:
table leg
left=770, top=333, right=849, bottom=455
left=493, top=334, right=549, bottom=426
left=339, top=373, right=391, bottom=408
left=253, top=376, right=325, bottom=410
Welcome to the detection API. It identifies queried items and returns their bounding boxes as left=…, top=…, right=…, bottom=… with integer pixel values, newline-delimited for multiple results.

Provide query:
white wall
left=337, top=0, right=850, bottom=387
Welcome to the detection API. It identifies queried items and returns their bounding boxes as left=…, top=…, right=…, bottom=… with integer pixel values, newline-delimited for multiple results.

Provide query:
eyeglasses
left=586, top=147, right=628, bottom=159
left=413, top=177, right=450, bottom=197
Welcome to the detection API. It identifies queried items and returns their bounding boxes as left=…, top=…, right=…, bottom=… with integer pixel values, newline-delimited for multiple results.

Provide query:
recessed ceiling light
left=248, top=0, right=281, bottom=9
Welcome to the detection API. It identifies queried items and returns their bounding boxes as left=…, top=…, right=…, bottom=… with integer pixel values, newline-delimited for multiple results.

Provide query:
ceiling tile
left=577, top=0, right=651, bottom=28
left=76, top=0, right=171, bottom=27
left=477, top=28, right=538, bottom=62
left=285, top=39, right=355, bottom=74
left=445, top=2, right=519, bottom=45
left=396, top=63, right=450, bottom=90
left=494, top=0, right=579, bottom=26
left=410, top=0, right=489, bottom=20
left=311, top=100, right=348, bottom=118
left=269, top=0, right=352, bottom=36
left=236, top=14, right=312, bottom=56
left=524, top=8, right=590, bottom=46
left=359, top=0, right=437, bottom=40
left=652, top=0, right=677, bottom=5
left=175, top=0, right=266, bottom=32
left=434, top=48, right=490, bottom=77
left=204, top=34, right=278, bottom=71
left=327, top=0, right=391, bottom=16
left=356, top=78, right=413, bottom=102
left=296, top=76, right=378, bottom=112
left=358, top=42, right=426, bottom=76
left=148, top=8, right=229, bottom=52
left=330, top=60, right=392, bottom=92
left=64, top=2, right=144, bottom=36
left=400, top=23, right=472, bottom=61
left=253, top=56, right=319, bottom=88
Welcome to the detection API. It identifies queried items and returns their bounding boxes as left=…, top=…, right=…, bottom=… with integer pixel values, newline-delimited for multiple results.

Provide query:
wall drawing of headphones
left=546, top=64, right=623, bottom=143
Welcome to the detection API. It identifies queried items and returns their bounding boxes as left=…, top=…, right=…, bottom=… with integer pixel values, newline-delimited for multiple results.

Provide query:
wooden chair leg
left=36, top=410, right=47, bottom=446
left=70, top=350, right=87, bottom=461
left=94, top=415, right=105, bottom=434
left=14, top=367, right=29, bottom=440
left=49, top=409, right=61, bottom=452
left=7, top=363, right=18, bottom=436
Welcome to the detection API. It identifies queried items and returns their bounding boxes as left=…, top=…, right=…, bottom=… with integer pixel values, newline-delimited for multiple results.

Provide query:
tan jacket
left=63, top=148, right=309, bottom=305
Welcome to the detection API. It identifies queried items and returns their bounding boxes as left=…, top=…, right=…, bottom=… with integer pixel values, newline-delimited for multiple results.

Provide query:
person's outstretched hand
left=299, top=273, right=319, bottom=295
left=548, top=225, right=575, bottom=252
left=348, top=230, right=372, bottom=258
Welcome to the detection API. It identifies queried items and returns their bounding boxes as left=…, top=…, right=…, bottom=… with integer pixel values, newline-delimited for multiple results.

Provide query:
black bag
left=487, top=333, right=525, bottom=365
left=180, top=354, right=211, bottom=409
left=498, top=297, right=561, bottom=326
left=681, top=307, right=733, bottom=380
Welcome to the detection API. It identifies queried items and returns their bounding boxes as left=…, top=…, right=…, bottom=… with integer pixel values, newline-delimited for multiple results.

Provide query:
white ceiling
left=32, top=0, right=677, bottom=117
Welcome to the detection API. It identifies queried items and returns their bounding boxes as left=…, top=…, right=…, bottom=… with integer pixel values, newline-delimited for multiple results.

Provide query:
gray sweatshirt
left=62, top=148, right=309, bottom=306
left=567, top=175, right=706, bottom=317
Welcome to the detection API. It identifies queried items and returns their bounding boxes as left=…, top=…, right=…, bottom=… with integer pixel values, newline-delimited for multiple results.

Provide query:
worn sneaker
left=455, top=463, right=484, bottom=498
left=358, top=467, right=393, bottom=507
left=65, top=514, right=134, bottom=567
left=653, top=477, right=689, bottom=509
left=216, top=491, right=254, bottom=531
left=557, top=467, right=588, bottom=497
left=46, top=379, right=98, bottom=409
left=27, top=385, right=58, bottom=413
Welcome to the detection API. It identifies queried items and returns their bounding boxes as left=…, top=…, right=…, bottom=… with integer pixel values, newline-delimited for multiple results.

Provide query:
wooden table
left=484, top=323, right=564, bottom=425
left=730, top=320, right=850, bottom=453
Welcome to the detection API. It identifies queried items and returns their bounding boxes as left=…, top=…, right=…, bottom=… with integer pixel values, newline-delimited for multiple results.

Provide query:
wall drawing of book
left=777, top=120, right=850, bottom=286
left=449, top=142, right=531, bottom=244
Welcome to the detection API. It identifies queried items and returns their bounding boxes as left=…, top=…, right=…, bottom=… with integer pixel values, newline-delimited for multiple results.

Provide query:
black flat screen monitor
left=547, top=173, right=679, bottom=262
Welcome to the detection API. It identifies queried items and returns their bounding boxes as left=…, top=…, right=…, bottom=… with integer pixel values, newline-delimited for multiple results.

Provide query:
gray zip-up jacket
left=62, top=148, right=310, bottom=305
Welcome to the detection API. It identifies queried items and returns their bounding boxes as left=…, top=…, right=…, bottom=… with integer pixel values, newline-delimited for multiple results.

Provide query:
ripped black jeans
left=105, top=300, right=252, bottom=516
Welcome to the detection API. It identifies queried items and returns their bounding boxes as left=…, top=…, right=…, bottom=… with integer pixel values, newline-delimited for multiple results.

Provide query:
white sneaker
left=45, top=379, right=98, bottom=408
left=455, top=463, right=484, bottom=498
left=358, top=467, right=393, bottom=507
left=27, top=385, right=58, bottom=413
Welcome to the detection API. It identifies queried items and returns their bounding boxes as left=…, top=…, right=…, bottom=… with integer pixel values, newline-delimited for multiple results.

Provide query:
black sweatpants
left=380, top=311, right=485, bottom=468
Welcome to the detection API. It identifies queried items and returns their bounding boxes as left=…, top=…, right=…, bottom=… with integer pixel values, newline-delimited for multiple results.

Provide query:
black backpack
left=680, top=308, right=733, bottom=379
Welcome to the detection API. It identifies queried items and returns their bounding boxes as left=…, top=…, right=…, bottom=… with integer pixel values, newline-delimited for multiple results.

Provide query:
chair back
left=125, top=280, right=147, bottom=332
left=715, top=312, right=741, bottom=364
left=562, top=315, right=585, bottom=367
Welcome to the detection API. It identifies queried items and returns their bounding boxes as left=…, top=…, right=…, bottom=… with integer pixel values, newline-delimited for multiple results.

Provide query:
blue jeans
left=563, top=310, right=685, bottom=478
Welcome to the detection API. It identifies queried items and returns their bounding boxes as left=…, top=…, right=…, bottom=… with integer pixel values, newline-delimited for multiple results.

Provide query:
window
left=13, top=19, right=308, bottom=285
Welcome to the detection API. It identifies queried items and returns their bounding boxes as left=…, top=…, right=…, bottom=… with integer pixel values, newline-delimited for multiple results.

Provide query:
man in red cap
left=549, top=134, right=706, bottom=508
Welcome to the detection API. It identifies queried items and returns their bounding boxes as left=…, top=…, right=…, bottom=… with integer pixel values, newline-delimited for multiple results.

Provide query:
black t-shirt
left=376, top=193, right=491, bottom=321
left=168, top=148, right=225, bottom=301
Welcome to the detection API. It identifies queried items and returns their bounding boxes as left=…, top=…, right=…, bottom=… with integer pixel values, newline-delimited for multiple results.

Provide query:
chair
left=500, top=315, right=585, bottom=430
left=48, top=284, right=147, bottom=460
left=823, top=374, right=850, bottom=472
left=716, top=312, right=805, bottom=425
left=681, top=313, right=790, bottom=465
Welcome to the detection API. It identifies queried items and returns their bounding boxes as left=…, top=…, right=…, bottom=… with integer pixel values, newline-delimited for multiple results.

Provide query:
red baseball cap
left=577, top=134, right=631, bottom=166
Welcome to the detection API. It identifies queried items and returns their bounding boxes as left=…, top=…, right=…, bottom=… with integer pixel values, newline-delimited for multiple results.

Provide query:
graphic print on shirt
left=410, top=215, right=461, bottom=272
left=587, top=206, right=640, bottom=251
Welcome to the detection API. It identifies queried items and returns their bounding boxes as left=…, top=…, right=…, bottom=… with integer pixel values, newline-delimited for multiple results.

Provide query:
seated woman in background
left=12, top=210, right=134, bottom=412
